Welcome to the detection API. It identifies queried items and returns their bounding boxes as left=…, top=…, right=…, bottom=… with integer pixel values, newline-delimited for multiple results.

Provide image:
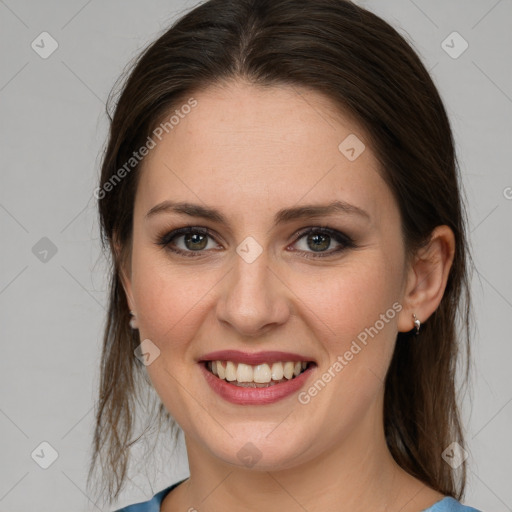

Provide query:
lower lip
left=199, top=363, right=315, bottom=405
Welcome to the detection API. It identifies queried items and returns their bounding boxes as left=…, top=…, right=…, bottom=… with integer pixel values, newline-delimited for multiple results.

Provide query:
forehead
left=135, top=81, right=396, bottom=226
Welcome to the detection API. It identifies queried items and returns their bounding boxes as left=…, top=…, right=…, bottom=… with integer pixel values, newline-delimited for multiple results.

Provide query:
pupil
left=308, top=233, right=330, bottom=251
left=185, top=233, right=207, bottom=250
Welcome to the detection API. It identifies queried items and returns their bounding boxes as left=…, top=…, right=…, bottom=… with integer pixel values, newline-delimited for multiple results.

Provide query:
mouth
left=203, top=360, right=315, bottom=388
left=198, top=350, right=317, bottom=404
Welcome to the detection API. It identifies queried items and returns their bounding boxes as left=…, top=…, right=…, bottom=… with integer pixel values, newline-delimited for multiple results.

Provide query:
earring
left=129, top=310, right=138, bottom=329
left=412, top=313, right=421, bottom=335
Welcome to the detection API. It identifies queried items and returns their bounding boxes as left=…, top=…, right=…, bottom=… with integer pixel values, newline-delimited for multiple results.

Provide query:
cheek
left=307, top=260, right=400, bottom=336
left=130, top=249, right=218, bottom=349
left=304, top=256, right=402, bottom=393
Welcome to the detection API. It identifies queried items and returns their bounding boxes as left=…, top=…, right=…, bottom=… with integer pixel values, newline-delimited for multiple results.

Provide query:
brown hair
left=89, top=0, right=473, bottom=505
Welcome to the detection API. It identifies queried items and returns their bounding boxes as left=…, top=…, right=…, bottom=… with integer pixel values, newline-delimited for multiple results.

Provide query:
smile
left=206, top=360, right=311, bottom=388
left=198, top=351, right=316, bottom=405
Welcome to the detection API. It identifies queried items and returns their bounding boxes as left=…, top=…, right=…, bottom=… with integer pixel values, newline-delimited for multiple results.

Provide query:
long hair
left=89, top=0, right=473, bottom=505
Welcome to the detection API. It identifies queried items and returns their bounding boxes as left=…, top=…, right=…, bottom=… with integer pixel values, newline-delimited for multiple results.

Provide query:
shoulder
left=112, top=479, right=187, bottom=512
left=423, top=496, right=483, bottom=512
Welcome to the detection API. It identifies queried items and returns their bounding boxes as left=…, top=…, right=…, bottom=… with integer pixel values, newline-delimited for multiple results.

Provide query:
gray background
left=0, top=0, right=510, bottom=511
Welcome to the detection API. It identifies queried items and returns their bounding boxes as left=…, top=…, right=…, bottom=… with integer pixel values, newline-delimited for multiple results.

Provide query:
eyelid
left=157, top=226, right=221, bottom=254
left=291, top=226, right=353, bottom=245
left=288, top=226, right=355, bottom=257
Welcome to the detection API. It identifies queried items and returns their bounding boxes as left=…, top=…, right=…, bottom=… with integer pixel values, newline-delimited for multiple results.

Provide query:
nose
left=215, top=248, right=291, bottom=338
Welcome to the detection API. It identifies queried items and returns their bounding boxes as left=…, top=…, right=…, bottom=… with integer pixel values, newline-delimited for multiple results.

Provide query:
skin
left=119, top=80, right=455, bottom=511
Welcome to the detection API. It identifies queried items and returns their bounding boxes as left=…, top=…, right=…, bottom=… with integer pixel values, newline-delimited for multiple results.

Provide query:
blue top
left=114, top=478, right=482, bottom=512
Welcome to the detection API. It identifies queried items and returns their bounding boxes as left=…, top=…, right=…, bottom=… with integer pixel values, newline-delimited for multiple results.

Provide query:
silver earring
left=129, top=310, right=138, bottom=329
left=412, top=313, right=421, bottom=335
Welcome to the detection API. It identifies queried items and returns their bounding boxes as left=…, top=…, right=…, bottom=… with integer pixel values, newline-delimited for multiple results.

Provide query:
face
left=122, top=81, right=409, bottom=471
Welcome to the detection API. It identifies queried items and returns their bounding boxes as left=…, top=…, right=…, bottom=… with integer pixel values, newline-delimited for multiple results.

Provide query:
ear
left=397, top=225, right=455, bottom=333
left=113, top=232, right=136, bottom=313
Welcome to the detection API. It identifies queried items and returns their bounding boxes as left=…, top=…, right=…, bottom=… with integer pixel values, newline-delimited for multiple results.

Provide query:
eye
left=156, top=226, right=355, bottom=258
left=157, top=227, right=221, bottom=257
left=290, top=227, right=355, bottom=258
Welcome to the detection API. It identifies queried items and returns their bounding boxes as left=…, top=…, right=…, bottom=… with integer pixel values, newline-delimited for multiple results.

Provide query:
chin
left=200, top=425, right=316, bottom=471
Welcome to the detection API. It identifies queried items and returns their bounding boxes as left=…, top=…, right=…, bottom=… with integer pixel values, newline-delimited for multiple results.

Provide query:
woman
left=89, top=1, right=481, bottom=510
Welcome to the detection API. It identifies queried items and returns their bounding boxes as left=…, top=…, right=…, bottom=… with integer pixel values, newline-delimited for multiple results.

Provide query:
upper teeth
left=209, top=361, right=308, bottom=383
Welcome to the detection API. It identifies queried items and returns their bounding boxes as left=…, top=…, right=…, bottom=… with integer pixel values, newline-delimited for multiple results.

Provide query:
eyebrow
left=145, top=199, right=370, bottom=226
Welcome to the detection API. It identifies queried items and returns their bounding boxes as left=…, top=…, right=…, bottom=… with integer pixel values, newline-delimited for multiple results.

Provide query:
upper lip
left=198, top=350, right=316, bottom=366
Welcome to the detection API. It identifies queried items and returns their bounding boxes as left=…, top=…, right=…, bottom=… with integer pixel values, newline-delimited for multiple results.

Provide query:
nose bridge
left=216, top=242, right=288, bottom=336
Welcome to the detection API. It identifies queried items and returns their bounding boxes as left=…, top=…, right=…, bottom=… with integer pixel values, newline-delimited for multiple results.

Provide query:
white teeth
left=271, top=362, right=284, bottom=380
left=208, top=359, right=310, bottom=384
left=216, top=361, right=226, bottom=379
left=225, top=361, right=237, bottom=381
left=283, top=361, right=295, bottom=379
left=236, top=363, right=253, bottom=382
left=253, top=363, right=271, bottom=383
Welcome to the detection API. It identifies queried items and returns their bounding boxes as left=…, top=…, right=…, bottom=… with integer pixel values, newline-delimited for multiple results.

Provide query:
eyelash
left=156, top=226, right=356, bottom=259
